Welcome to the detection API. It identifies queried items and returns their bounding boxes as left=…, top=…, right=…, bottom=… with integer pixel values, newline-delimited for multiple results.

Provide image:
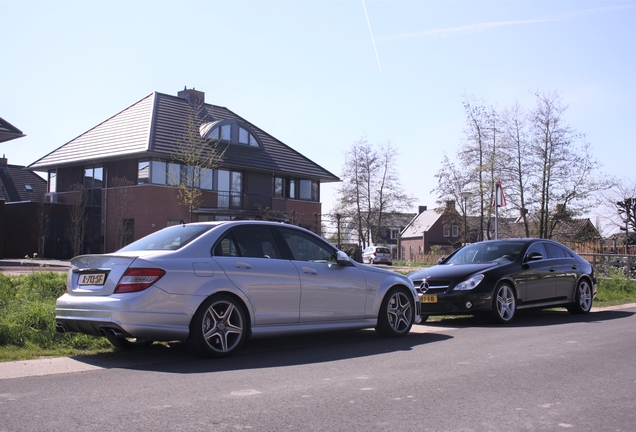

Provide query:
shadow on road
left=421, top=307, right=635, bottom=329
left=68, top=329, right=452, bottom=373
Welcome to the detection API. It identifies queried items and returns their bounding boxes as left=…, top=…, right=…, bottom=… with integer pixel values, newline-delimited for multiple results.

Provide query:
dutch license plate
left=420, top=294, right=437, bottom=303
left=78, top=273, right=106, bottom=286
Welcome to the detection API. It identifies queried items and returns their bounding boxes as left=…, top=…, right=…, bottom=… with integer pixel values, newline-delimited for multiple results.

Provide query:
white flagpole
left=495, top=182, right=499, bottom=239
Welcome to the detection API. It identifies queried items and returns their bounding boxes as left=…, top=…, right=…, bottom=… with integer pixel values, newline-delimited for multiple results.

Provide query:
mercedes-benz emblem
left=420, top=281, right=430, bottom=293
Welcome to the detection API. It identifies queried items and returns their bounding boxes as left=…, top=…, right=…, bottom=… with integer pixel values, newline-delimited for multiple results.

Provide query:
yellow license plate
left=420, top=294, right=437, bottom=303
left=79, top=273, right=106, bottom=286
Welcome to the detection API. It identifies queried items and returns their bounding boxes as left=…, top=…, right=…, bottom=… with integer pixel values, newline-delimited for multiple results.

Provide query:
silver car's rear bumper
left=55, top=289, right=195, bottom=341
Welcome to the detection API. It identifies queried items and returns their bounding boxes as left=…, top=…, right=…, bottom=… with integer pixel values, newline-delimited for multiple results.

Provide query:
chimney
left=178, top=87, right=205, bottom=107
left=418, top=205, right=427, bottom=214
left=445, top=200, right=457, bottom=211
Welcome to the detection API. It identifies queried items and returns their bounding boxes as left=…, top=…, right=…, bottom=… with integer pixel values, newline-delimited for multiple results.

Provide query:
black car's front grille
left=415, top=279, right=452, bottom=294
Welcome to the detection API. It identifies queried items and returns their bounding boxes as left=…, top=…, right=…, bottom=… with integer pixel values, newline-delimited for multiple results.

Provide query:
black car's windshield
left=446, top=241, right=526, bottom=264
left=118, top=224, right=216, bottom=252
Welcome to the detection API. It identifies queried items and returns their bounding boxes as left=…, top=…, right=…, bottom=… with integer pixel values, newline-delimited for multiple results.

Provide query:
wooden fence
left=579, top=253, right=636, bottom=279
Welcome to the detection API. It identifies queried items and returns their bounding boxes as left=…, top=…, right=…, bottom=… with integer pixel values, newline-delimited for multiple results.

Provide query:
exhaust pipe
left=107, top=328, right=127, bottom=338
left=56, top=323, right=67, bottom=334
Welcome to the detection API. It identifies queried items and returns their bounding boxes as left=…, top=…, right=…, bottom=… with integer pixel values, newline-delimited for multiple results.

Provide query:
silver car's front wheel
left=375, top=287, right=414, bottom=337
left=188, top=294, right=248, bottom=358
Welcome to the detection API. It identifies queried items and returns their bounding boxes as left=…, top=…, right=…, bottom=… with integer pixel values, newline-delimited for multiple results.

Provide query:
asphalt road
left=1, top=306, right=635, bottom=432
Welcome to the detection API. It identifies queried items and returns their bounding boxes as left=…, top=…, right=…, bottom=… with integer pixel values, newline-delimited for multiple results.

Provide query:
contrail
left=362, top=0, right=382, bottom=71
left=379, top=4, right=635, bottom=42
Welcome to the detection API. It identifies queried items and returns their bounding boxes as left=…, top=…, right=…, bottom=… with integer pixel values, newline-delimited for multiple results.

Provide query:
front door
left=213, top=225, right=301, bottom=325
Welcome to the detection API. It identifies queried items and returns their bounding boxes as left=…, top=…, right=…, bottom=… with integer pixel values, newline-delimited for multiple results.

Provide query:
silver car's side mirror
left=336, top=250, right=353, bottom=266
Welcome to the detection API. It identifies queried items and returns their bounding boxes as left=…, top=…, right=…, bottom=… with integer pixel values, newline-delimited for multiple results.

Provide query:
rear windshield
left=376, top=248, right=390, bottom=254
left=118, top=225, right=215, bottom=252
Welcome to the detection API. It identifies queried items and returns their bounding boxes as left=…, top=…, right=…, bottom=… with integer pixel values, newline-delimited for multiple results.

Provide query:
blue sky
left=2, top=0, right=635, bottom=224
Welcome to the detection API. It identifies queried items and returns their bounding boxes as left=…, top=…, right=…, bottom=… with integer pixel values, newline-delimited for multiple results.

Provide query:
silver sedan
left=56, top=221, right=421, bottom=357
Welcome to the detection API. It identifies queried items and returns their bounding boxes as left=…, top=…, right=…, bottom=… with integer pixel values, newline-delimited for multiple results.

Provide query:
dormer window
left=200, top=119, right=261, bottom=147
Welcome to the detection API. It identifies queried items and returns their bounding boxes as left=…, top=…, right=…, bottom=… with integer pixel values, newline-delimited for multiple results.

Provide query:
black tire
left=187, top=294, right=248, bottom=358
left=567, top=279, right=593, bottom=314
left=490, top=283, right=516, bottom=324
left=105, top=335, right=153, bottom=350
left=375, top=287, right=415, bottom=337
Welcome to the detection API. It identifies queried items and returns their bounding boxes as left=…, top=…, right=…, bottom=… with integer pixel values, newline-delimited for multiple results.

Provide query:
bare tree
left=36, top=192, right=49, bottom=257
left=528, top=91, right=610, bottom=238
left=600, top=179, right=636, bottom=246
left=111, top=176, right=135, bottom=249
left=66, top=183, right=86, bottom=257
left=438, top=91, right=612, bottom=240
left=172, top=103, right=227, bottom=222
left=335, top=136, right=412, bottom=248
left=499, top=102, right=533, bottom=236
left=456, top=95, right=501, bottom=240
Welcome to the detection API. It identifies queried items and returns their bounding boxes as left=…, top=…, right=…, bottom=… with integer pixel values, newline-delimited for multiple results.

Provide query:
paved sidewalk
left=0, top=259, right=70, bottom=276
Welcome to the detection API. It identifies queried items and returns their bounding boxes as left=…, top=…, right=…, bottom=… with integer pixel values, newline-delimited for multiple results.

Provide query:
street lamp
left=460, top=191, right=473, bottom=245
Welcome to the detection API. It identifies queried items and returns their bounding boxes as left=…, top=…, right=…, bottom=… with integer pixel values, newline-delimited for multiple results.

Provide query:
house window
left=409, top=246, right=415, bottom=259
left=390, top=229, right=399, bottom=240
left=48, top=171, right=57, bottom=193
left=274, top=177, right=318, bottom=201
left=419, top=245, right=423, bottom=254
left=274, top=177, right=284, bottom=197
left=239, top=127, right=249, bottom=144
left=221, top=124, right=231, bottom=141
left=84, top=166, right=103, bottom=189
left=138, top=161, right=149, bottom=184
left=443, top=224, right=451, bottom=237
left=452, top=225, right=459, bottom=237
left=299, top=179, right=318, bottom=201
left=200, top=168, right=213, bottom=190
left=151, top=161, right=167, bottom=184
left=217, top=170, right=242, bottom=208
left=202, top=120, right=261, bottom=147
left=168, top=163, right=180, bottom=186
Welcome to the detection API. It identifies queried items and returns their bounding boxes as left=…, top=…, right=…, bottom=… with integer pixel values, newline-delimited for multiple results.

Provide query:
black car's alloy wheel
left=490, top=283, right=516, bottom=324
left=188, top=294, right=248, bottom=358
left=376, top=287, right=414, bottom=337
left=567, top=279, right=593, bottom=314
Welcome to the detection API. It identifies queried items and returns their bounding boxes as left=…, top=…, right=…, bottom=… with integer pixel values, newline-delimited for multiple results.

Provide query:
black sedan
left=408, top=238, right=597, bottom=323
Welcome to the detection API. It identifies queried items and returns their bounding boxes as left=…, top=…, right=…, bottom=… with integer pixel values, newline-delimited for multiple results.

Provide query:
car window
left=525, top=242, right=548, bottom=260
left=544, top=243, right=571, bottom=259
left=118, top=224, right=215, bottom=252
left=213, top=226, right=283, bottom=259
left=376, top=248, right=390, bottom=254
left=278, top=227, right=336, bottom=262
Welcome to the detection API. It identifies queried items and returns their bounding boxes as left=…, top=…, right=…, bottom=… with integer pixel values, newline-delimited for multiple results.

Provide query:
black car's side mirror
left=336, top=250, right=353, bottom=266
left=524, top=252, right=543, bottom=263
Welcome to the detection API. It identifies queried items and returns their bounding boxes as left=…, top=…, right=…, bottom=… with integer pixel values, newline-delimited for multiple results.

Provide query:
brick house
left=0, top=117, right=52, bottom=258
left=399, top=203, right=463, bottom=260
left=27, top=88, right=339, bottom=256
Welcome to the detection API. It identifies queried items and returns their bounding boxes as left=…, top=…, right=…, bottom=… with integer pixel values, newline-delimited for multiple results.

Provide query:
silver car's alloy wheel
left=188, top=294, right=248, bottom=358
left=491, top=284, right=516, bottom=324
left=376, top=288, right=414, bottom=337
left=567, top=280, right=593, bottom=314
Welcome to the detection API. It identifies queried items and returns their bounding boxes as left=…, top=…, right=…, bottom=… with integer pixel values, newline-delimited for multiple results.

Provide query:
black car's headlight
left=454, top=274, right=484, bottom=291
